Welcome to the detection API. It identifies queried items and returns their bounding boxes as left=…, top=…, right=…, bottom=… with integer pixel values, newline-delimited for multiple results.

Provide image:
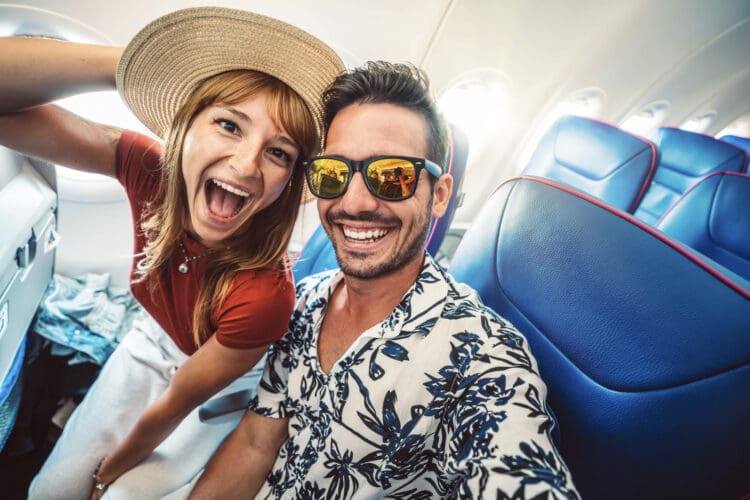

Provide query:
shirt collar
left=321, top=254, right=449, bottom=339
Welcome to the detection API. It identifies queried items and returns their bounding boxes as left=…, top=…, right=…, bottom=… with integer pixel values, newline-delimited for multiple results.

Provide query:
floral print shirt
left=251, top=256, right=579, bottom=499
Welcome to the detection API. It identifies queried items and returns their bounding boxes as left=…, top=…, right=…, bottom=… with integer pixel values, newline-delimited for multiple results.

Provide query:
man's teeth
left=343, top=227, right=388, bottom=241
left=212, top=179, right=249, bottom=197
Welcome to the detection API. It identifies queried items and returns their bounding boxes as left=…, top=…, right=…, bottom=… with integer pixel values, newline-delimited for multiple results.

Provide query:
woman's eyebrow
left=275, top=135, right=299, bottom=152
left=216, top=105, right=299, bottom=151
left=216, top=105, right=250, bottom=123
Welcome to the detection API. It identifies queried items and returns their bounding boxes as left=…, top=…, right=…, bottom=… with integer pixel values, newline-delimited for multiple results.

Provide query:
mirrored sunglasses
left=304, top=155, right=442, bottom=201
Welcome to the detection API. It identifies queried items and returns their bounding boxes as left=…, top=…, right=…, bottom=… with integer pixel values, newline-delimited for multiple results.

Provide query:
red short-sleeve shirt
left=116, top=131, right=295, bottom=355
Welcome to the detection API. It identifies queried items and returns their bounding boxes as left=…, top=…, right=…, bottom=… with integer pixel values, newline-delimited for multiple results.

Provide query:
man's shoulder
left=294, top=268, right=340, bottom=306
left=442, top=269, right=493, bottom=315
left=441, top=269, right=522, bottom=341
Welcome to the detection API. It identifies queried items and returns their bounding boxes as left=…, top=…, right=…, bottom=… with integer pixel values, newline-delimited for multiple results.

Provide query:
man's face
left=318, top=103, right=451, bottom=279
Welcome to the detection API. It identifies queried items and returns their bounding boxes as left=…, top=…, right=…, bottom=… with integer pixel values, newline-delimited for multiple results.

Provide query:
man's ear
left=431, top=173, right=453, bottom=218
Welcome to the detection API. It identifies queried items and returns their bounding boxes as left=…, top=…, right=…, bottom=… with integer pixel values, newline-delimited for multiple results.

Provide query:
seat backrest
left=657, top=171, right=750, bottom=280
left=293, top=123, right=469, bottom=281
left=634, top=127, right=748, bottom=224
left=425, top=124, right=469, bottom=259
left=719, top=134, right=750, bottom=156
left=449, top=175, right=750, bottom=499
left=290, top=223, right=339, bottom=279
left=522, top=115, right=656, bottom=212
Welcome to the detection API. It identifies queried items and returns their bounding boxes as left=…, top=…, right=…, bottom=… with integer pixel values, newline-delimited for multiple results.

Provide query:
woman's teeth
left=212, top=179, right=249, bottom=197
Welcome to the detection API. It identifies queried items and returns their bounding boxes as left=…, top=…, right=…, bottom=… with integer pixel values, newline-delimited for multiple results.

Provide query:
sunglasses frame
left=304, top=155, right=443, bottom=201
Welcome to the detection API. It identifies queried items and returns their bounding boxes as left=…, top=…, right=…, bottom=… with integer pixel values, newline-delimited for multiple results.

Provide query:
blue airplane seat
left=657, top=171, right=750, bottom=281
left=522, top=115, right=656, bottom=213
left=291, top=224, right=340, bottom=280
left=449, top=175, right=750, bottom=500
left=293, top=123, right=469, bottom=281
left=719, top=134, right=750, bottom=156
left=634, top=127, right=748, bottom=224
left=425, top=123, right=469, bottom=259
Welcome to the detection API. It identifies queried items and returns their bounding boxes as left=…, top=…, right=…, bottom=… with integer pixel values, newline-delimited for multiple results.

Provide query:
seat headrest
left=658, top=171, right=750, bottom=278
left=719, top=134, right=750, bottom=156
left=426, top=122, right=469, bottom=257
left=634, top=128, right=748, bottom=224
left=523, top=115, right=655, bottom=212
left=657, top=127, right=748, bottom=177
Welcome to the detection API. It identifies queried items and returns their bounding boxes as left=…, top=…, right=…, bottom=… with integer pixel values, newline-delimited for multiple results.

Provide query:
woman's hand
left=83, top=338, right=268, bottom=494
left=89, top=484, right=107, bottom=500
left=89, top=458, right=111, bottom=500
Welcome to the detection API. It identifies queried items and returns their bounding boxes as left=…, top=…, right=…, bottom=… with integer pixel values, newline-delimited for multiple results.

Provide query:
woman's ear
left=430, top=173, right=453, bottom=218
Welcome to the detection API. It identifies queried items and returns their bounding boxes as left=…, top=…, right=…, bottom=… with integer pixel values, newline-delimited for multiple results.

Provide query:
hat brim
left=116, top=7, right=344, bottom=142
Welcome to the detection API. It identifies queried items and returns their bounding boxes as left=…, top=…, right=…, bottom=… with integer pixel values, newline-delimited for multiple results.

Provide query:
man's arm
left=190, top=409, right=289, bottom=499
left=449, top=333, right=580, bottom=498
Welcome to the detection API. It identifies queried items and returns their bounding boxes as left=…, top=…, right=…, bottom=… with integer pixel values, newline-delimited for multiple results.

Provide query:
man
left=191, top=61, right=579, bottom=499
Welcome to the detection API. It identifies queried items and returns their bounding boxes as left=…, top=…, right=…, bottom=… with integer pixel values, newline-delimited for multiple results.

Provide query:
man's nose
left=339, top=172, right=379, bottom=212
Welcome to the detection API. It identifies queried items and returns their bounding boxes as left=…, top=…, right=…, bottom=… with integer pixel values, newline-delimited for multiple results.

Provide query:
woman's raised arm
left=0, top=37, right=125, bottom=177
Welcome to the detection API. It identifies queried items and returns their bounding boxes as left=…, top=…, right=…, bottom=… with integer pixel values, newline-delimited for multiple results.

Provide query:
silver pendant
left=178, top=262, right=189, bottom=274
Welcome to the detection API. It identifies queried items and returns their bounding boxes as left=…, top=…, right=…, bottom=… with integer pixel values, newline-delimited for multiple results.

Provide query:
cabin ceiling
left=3, top=0, right=750, bottom=223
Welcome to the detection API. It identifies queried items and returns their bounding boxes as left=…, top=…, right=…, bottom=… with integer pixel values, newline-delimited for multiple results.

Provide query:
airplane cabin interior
left=0, top=1, right=749, bottom=498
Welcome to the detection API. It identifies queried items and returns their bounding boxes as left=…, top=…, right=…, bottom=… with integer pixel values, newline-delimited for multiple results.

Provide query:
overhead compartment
left=0, top=146, right=57, bottom=449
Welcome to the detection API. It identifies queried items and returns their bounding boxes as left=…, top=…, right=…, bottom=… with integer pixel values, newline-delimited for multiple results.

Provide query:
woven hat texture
left=116, top=6, right=344, bottom=140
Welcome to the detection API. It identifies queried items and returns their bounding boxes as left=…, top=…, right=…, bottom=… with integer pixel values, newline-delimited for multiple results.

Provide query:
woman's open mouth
left=204, top=178, right=251, bottom=220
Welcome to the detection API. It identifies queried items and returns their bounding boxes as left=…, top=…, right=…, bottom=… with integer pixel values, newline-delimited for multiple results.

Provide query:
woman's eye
left=215, top=119, right=239, bottom=135
left=268, top=147, right=293, bottom=165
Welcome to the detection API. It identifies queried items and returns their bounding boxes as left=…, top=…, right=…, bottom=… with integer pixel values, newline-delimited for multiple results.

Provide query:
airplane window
left=0, top=5, right=147, bottom=186
left=681, top=111, right=717, bottom=134
left=438, top=70, right=509, bottom=157
left=716, top=111, right=750, bottom=138
left=621, top=102, right=669, bottom=139
left=56, top=91, right=155, bottom=182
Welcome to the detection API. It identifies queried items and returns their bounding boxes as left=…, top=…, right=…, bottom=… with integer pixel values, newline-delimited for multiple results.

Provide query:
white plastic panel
left=55, top=167, right=133, bottom=287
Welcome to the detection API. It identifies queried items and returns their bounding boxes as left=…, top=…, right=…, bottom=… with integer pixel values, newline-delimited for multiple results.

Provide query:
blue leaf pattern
left=252, top=256, right=579, bottom=499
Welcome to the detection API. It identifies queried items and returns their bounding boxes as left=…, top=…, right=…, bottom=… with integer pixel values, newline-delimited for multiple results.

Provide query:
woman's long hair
left=135, top=70, right=318, bottom=347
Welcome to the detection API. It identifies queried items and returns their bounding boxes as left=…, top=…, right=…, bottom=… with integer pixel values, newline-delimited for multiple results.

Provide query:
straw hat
left=116, top=6, right=345, bottom=142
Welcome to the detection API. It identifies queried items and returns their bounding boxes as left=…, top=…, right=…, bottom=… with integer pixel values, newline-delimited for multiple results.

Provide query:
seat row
left=448, top=174, right=750, bottom=499
left=294, top=115, right=750, bottom=284
left=522, top=115, right=750, bottom=280
left=445, top=118, right=750, bottom=499
left=447, top=120, right=750, bottom=498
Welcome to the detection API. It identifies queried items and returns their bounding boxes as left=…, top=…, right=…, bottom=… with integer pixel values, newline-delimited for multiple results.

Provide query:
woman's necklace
left=177, top=238, right=209, bottom=274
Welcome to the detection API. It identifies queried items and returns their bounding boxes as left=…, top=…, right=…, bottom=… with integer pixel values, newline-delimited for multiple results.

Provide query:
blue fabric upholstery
left=425, top=124, right=469, bottom=258
left=720, top=134, right=750, bottom=156
left=449, top=175, right=750, bottom=499
left=657, top=171, right=750, bottom=281
left=291, top=224, right=340, bottom=279
left=293, top=123, right=469, bottom=281
left=522, top=115, right=655, bottom=212
left=634, top=127, right=748, bottom=224
left=0, top=335, right=25, bottom=451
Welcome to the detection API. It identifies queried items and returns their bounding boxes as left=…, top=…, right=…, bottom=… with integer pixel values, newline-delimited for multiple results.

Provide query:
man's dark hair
left=322, top=61, right=449, bottom=168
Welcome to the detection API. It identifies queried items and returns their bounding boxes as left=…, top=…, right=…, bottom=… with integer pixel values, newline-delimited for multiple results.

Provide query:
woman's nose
left=230, top=140, right=263, bottom=178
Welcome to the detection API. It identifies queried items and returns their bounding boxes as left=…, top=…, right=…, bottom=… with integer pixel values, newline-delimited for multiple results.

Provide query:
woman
left=0, top=7, right=343, bottom=499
